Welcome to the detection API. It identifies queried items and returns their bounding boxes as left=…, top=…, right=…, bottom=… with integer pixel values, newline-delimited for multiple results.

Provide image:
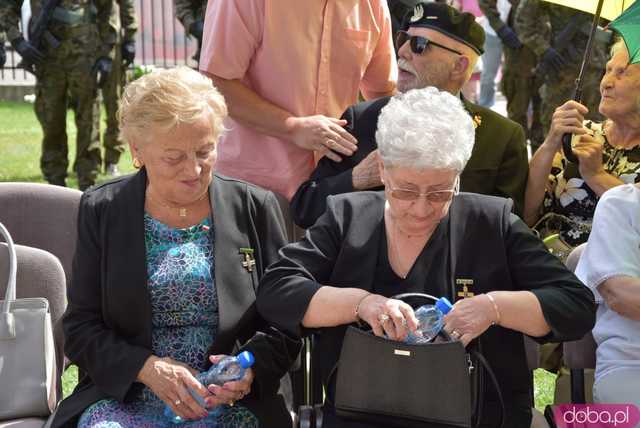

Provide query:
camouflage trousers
left=501, top=44, right=544, bottom=150
left=101, top=43, right=127, bottom=166
left=34, top=43, right=101, bottom=187
left=540, top=65, right=604, bottom=136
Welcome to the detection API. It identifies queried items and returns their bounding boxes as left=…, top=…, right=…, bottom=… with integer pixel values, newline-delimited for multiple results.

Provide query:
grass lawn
left=2, top=101, right=558, bottom=410
left=0, top=101, right=135, bottom=187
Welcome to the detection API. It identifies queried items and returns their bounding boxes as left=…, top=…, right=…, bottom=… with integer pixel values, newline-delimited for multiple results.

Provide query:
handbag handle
left=0, top=221, right=18, bottom=340
left=391, top=292, right=438, bottom=306
left=0, top=221, right=17, bottom=311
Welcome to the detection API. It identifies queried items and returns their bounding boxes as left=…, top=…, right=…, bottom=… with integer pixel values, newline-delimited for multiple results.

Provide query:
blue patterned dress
left=77, top=214, right=259, bottom=428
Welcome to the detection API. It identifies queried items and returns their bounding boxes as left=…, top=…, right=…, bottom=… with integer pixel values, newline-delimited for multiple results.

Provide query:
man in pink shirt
left=199, top=0, right=397, bottom=200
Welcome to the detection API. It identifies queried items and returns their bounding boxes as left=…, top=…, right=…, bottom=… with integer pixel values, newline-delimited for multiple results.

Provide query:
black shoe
left=78, top=182, right=94, bottom=192
left=48, top=178, right=66, bottom=187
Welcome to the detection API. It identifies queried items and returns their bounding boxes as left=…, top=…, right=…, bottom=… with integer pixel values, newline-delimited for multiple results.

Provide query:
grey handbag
left=0, top=221, right=57, bottom=419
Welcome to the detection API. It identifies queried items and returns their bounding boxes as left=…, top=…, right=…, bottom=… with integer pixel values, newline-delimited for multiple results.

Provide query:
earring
left=133, top=157, right=142, bottom=169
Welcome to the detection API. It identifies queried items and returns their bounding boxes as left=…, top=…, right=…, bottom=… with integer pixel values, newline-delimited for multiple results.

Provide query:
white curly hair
left=376, top=87, right=475, bottom=171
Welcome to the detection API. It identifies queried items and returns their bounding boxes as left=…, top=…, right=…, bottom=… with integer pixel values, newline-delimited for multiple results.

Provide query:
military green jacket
left=174, top=0, right=206, bottom=35
left=514, top=0, right=608, bottom=68
left=0, top=0, right=117, bottom=58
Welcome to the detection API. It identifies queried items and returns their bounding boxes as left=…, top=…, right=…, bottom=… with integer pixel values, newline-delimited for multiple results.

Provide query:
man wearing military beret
left=291, top=2, right=528, bottom=228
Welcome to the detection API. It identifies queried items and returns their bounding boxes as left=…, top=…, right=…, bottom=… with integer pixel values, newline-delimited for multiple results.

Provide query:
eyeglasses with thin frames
left=396, top=30, right=463, bottom=56
left=387, top=176, right=460, bottom=203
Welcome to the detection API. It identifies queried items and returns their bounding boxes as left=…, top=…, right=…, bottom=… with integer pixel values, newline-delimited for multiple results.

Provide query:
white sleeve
left=575, top=184, right=640, bottom=303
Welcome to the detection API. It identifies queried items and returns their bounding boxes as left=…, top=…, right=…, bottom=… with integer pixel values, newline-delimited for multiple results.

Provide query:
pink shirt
left=200, top=0, right=397, bottom=199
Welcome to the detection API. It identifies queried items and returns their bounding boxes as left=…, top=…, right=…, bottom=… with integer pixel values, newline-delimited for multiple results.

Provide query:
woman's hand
left=544, top=101, right=588, bottom=151
left=443, top=294, right=498, bottom=347
left=574, top=133, right=605, bottom=179
left=205, top=355, right=255, bottom=407
left=137, top=356, right=210, bottom=420
left=356, top=294, right=419, bottom=341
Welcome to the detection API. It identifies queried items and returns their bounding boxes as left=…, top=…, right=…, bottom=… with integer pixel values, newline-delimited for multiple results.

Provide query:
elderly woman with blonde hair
left=524, top=38, right=640, bottom=247
left=50, top=67, right=300, bottom=428
left=257, top=87, right=595, bottom=427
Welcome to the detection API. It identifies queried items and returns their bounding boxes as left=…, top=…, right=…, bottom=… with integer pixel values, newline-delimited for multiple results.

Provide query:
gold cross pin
left=456, top=278, right=475, bottom=299
left=239, top=248, right=255, bottom=273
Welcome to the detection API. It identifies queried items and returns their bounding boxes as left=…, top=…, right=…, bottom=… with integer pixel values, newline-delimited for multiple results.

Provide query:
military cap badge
left=410, top=4, right=424, bottom=23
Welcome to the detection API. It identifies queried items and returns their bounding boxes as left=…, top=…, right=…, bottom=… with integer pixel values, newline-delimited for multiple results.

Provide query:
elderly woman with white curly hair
left=256, top=87, right=596, bottom=427
left=51, top=67, right=300, bottom=428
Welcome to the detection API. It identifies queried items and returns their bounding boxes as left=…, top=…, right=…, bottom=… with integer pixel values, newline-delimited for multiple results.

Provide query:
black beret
left=402, top=2, right=485, bottom=55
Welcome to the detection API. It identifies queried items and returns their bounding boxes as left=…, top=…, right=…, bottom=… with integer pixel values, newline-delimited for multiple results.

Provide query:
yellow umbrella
left=542, top=0, right=636, bottom=21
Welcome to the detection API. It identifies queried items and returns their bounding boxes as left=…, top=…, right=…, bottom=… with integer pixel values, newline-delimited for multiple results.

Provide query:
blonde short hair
left=118, top=66, right=227, bottom=145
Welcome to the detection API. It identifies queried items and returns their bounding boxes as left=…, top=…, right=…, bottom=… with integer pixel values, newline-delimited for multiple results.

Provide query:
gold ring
left=326, top=139, right=335, bottom=149
left=378, top=313, right=390, bottom=323
left=451, top=330, right=461, bottom=338
left=229, top=400, right=235, bottom=407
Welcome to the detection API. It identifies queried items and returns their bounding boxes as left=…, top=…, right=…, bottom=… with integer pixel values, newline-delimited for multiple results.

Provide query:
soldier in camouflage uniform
left=101, top=0, right=136, bottom=176
left=0, top=0, right=116, bottom=189
left=479, top=0, right=544, bottom=150
left=174, top=0, right=205, bottom=65
left=515, top=0, right=608, bottom=138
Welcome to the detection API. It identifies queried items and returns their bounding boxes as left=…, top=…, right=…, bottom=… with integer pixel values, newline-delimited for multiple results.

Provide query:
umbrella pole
left=562, top=0, right=606, bottom=163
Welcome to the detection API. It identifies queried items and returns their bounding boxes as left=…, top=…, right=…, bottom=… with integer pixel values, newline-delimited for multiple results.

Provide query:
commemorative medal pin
left=240, top=248, right=256, bottom=273
left=456, top=278, right=475, bottom=299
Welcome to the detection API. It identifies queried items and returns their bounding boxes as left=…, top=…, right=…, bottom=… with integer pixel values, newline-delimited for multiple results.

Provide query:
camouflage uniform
left=174, top=0, right=206, bottom=64
left=0, top=32, right=6, bottom=67
left=479, top=0, right=544, bottom=148
left=0, top=0, right=116, bottom=189
left=101, top=0, right=136, bottom=169
left=515, top=0, right=608, bottom=137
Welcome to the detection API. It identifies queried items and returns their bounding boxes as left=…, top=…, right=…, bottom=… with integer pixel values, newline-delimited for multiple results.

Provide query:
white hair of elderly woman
left=375, top=87, right=475, bottom=172
left=118, top=66, right=228, bottom=146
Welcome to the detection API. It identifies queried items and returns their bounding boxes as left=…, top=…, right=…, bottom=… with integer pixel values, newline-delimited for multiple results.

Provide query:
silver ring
left=451, top=330, right=461, bottom=339
left=378, top=313, right=390, bottom=323
left=175, top=399, right=181, bottom=406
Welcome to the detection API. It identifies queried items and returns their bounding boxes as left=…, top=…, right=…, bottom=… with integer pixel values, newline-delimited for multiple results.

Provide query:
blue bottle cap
left=237, top=351, right=255, bottom=369
left=435, top=297, right=453, bottom=314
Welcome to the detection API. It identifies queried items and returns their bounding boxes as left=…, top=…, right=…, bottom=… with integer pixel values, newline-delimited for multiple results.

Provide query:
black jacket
left=258, top=192, right=595, bottom=427
left=290, top=96, right=528, bottom=228
left=51, top=170, right=301, bottom=428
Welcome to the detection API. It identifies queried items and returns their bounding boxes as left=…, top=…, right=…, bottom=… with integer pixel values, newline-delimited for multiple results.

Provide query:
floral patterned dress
left=542, top=121, right=640, bottom=246
left=77, top=215, right=259, bottom=428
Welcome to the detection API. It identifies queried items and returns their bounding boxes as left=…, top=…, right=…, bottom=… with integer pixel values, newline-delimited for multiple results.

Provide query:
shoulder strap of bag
left=447, top=199, right=505, bottom=428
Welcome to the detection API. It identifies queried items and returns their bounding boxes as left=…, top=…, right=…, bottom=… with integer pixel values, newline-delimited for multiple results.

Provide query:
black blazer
left=52, top=171, right=301, bottom=428
left=290, top=96, right=529, bottom=228
left=258, top=192, right=595, bottom=427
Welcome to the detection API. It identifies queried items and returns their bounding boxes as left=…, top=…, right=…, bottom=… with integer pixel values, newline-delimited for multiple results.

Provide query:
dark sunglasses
left=396, top=30, right=463, bottom=56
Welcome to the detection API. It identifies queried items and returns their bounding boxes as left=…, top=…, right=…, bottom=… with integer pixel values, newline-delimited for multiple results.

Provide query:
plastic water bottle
left=164, top=351, right=255, bottom=425
left=405, top=297, right=453, bottom=344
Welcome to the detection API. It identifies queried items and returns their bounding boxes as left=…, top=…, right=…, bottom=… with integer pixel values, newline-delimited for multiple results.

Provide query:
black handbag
left=332, top=293, right=504, bottom=428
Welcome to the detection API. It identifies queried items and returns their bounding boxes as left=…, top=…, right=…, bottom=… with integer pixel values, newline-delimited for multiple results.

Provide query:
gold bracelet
left=354, top=292, right=372, bottom=322
left=485, top=293, right=501, bottom=326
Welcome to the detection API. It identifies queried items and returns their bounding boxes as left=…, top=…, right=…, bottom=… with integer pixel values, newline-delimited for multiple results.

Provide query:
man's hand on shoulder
left=352, top=149, right=382, bottom=190
left=285, top=115, right=358, bottom=162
